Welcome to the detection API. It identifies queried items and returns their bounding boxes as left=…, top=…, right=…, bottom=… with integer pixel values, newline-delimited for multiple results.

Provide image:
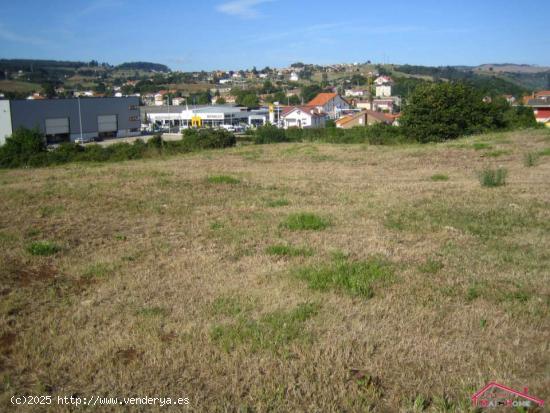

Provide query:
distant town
left=0, top=59, right=549, bottom=145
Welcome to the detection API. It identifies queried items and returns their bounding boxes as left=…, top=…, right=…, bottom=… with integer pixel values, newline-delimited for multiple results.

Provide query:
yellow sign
left=191, top=115, right=202, bottom=128
left=269, top=104, right=274, bottom=113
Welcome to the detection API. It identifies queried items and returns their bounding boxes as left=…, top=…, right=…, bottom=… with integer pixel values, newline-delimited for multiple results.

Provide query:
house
left=503, top=95, right=516, bottom=104
left=280, top=106, right=326, bottom=129
left=290, top=72, right=300, bottom=82
left=534, top=90, right=550, bottom=99
left=335, top=110, right=394, bottom=128
left=307, top=93, right=350, bottom=119
left=374, top=76, right=393, bottom=97
left=526, top=98, right=550, bottom=127
left=471, top=382, right=544, bottom=408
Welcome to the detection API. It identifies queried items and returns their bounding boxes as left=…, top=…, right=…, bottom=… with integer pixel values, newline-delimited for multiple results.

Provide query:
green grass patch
left=294, top=256, right=394, bottom=299
left=418, top=259, right=444, bottom=274
left=210, top=221, right=224, bottom=230
left=384, top=199, right=549, bottom=239
left=266, top=198, right=290, bottom=208
left=430, top=174, right=449, bottom=182
left=210, top=296, right=255, bottom=317
left=537, top=147, right=550, bottom=156
left=210, top=302, right=318, bottom=352
left=281, top=213, right=330, bottom=231
left=206, top=175, right=240, bottom=184
left=265, top=244, right=313, bottom=257
left=479, top=168, right=507, bottom=187
left=26, top=241, right=61, bottom=256
left=82, top=262, right=115, bottom=279
left=472, top=143, right=492, bottom=150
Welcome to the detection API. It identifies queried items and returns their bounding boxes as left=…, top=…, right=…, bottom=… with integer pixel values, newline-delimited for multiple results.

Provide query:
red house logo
left=472, top=382, right=544, bottom=408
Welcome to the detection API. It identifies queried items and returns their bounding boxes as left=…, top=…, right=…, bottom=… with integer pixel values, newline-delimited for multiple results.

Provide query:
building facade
left=307, top=93, right=350, bottom=119
left=280, top=106, right=326, bottom=129
left=0, top=97, right=141, bottom=145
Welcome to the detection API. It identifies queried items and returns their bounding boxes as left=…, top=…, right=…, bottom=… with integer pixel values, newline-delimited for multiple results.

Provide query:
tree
left=41, top=82, right=56, bottom=98
left=0, top=128, right=47, bottom=168
left=238, top=93, right=259, bottom=108
left=216, top=97, right=226, bottom=104
left=301, top=85, right=322, bottom=103
left=400, top=82, right=495, bottom=142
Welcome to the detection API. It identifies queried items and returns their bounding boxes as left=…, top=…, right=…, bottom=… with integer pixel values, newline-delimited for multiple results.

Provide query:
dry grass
left=0, top=129, right=549, bottom=411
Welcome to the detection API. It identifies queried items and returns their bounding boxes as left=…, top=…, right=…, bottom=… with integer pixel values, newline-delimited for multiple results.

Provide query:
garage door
left=98, top=115, right=117, bottom=132
left=45, top=118, right=69, bottom=135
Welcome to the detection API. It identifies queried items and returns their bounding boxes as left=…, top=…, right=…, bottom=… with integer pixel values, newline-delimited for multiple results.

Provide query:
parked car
left=74, top=136, right=95, bottom=144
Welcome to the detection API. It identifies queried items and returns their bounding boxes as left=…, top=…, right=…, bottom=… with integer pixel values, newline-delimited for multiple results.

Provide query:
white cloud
left=216, top=0, right=273, bottom=19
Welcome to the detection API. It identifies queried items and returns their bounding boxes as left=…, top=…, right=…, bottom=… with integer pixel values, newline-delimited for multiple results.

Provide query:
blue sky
left=0, top=0, right=548, bottom=71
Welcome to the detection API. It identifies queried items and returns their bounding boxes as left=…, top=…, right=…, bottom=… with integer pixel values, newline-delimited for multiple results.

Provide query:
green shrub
left=0, top=127, right=47, bottom=168
left=281, top=213, right=330, bottom=231
left=479, top=168, right=507, bottom=187
left=26, top=240, right=61, bottom=256
left=182, top=129, right=236, bottom=150
left=254, top=124, right=290, bottom=144
left=207, top=175, right=240, bottom=184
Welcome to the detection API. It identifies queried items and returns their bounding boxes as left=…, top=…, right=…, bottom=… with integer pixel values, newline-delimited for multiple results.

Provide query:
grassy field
left=0, top=129, right=549, bottom=412
left=0, top=80, right=41, bottom=94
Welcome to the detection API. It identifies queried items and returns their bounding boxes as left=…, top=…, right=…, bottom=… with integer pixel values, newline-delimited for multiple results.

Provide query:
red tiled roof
left=307, top=93, right=338, bottom=106
left=535, top=90, right=550, bottom=97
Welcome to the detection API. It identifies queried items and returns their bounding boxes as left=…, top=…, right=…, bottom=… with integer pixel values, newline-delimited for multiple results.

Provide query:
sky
left=0, top=0, right=548, bottom=71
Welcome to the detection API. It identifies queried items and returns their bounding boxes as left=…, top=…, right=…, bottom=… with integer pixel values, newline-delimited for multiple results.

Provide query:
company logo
left=471, top=382, right=544, bottom=409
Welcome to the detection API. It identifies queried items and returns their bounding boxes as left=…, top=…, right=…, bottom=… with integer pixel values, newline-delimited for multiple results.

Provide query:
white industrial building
left=140, top=105, right=269, bottom=129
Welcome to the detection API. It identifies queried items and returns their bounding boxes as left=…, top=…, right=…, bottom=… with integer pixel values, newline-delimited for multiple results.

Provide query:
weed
left=210, top=221, right=224, bottom=230
left=294, top=257, right=394, bottom=299
left=479, top=168, right=507, bottom=187
left=26, top=241, right=61, bottom=256
left=207, top=175, right=240, bottom=184
left=538, top=147, right=550, bottom=156
left=523, top=152, right=539, bottom=167
left=281, top=213, right=330, bottom=231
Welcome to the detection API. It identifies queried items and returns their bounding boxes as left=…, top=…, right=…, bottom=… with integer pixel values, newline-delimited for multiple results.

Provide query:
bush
left=479, top=168, right=507, bottom=187
left=181, top=129, right=236, bottom=150
left=0, top=127, right=236, bottom=169
left=254, top=124, right=290, bottom=144
left=0, top=127, right=47, bottom=167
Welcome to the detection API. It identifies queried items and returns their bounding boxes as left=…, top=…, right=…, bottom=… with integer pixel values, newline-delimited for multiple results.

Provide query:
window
left=129, top=105, right=138, bottom=110
left=129, top=116, right=139, bottom=121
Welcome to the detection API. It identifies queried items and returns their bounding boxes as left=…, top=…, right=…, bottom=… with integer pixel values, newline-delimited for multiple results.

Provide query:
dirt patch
left=114, top=348, right=142, bottom=365
left=0, top=258, right=58, bottom=287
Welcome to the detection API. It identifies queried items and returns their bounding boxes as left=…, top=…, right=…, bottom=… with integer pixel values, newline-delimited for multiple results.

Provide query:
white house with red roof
left=374, top=76, right=393, bottom=97
left=307, top=93, right=350, bottom=119
left=280, top=106, right=326, bottom=129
